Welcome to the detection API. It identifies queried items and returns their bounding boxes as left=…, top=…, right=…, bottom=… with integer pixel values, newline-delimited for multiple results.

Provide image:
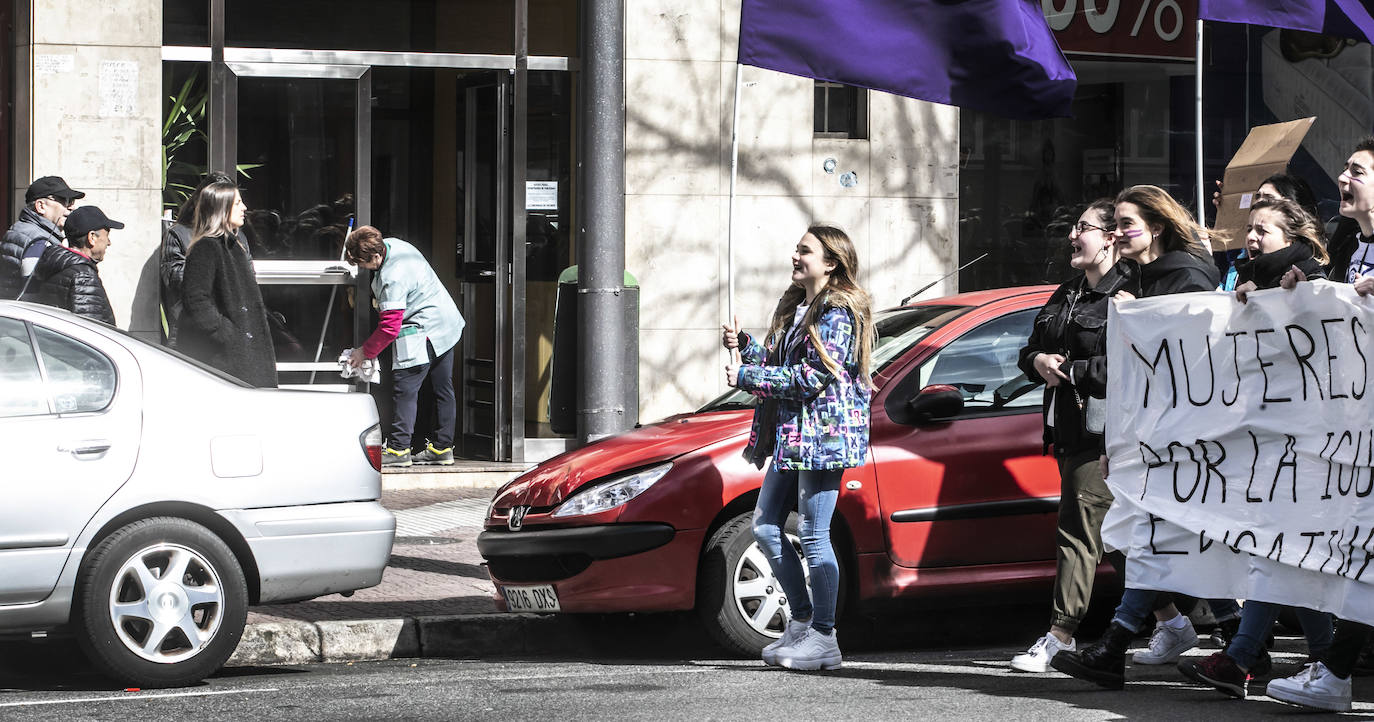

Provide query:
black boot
left=1051, top=621, right=1132, bottom=689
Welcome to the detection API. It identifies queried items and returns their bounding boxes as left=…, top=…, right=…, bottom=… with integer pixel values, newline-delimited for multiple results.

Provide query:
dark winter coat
left=32, top=245, right=115, bottom=324
left=1235, top=242, right=1327, bottom=290
left=1138, top=250, right=1220, bottom=297
left=178, top=233, right=278, bottom=388
left=160, top=221, right=192, bottom=345
left=0, top=207, right=65, bottom=300
left=1018, top=261, right=1138, bottom=455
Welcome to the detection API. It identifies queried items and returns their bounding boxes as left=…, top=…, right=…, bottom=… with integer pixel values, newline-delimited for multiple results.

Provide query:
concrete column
left=15, top=0, right=163, bottom=340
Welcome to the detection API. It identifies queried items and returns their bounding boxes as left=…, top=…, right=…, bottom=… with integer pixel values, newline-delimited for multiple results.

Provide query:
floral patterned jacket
left=736, top=305, right=870, bottom=470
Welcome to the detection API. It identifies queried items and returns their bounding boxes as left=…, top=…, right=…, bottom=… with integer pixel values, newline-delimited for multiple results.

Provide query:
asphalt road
left=3, top=634, right=1370, bottom=720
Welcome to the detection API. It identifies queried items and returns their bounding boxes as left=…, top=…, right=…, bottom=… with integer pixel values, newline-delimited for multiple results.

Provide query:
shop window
left=814, top=81, right=867, bottom=139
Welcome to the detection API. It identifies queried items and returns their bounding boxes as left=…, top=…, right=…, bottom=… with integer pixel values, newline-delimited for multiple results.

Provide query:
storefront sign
left=1101, top=282, right=1374, bottom=626
left=1044, top=0, right=1197, bottom=61
left=526, top=181, right=558, bottom=211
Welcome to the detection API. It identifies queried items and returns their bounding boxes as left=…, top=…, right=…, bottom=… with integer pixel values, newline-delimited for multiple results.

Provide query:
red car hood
left=495, top=409, right=752, bottom=508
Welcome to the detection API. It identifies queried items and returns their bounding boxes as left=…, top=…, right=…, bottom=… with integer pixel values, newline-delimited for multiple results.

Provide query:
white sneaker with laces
left=1265, top=661, right=1353, bottom=712
left=1010, top=632, right=1076, bottom=673
left=762, top=619, right=810, bottom=666
left=776, top=627, right=842, bottom=671
left=1132, top=617, right=1197, bottom=664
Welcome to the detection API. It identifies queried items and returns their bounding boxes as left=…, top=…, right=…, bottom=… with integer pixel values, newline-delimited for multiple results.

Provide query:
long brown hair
left=189, top=181, right=241, bottom=249
left=1249, top=196, right=1330, bottom=264
left=764, top=225, right=875, bottom=387
left=1115, top=185, right=1212, bottom=264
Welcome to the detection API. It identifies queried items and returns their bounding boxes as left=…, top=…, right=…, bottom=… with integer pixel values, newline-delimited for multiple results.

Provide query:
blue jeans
left=753, top=466, right=843, bottom=634
left=1112, top=587, right=1161, bottom=633
left=1228, top=602, right=1333, bottom=669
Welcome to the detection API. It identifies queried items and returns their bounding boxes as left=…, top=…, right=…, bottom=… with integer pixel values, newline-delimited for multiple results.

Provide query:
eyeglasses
left=44, top=196, right=75, bottom=209
left=1074, top=221, right=1113, bottom=235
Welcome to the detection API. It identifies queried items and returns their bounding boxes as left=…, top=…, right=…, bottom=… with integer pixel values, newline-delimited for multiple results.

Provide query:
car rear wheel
left=699, top=510, right=833, bottom=656
left=74, top=517, right=248, bottom=688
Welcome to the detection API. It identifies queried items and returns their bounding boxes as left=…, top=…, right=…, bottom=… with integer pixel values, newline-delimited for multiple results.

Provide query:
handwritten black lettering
left=1133, top=339, right=1177, bottom=409
left=1255, top=329, right=1291, bottom=403
left=1320, top=318, right=1349, bottom=400
left=1285, top=324, right=1324, bottom=401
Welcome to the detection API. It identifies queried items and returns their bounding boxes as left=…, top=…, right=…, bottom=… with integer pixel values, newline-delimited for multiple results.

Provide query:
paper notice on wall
left=99, top=61, right=138, bottom=117
left=526, top=181, right=557, bottom=210
left=36, top=54, right=73, bottom=75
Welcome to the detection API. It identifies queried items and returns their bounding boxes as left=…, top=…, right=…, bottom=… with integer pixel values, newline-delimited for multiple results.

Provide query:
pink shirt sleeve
left=361, top=308, right=404, bottom=358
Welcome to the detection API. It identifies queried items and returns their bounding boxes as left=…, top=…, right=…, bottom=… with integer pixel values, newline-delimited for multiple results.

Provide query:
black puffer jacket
left=1018, top=261, right=1139, bottom=455
left=1235, top=242, right=1326, bottom=290
left=1139, top=250, right=1220, bottom=297
left=178, top=233, right=277, bottom=388
left=32, top=245, right=115, bottom=324
left=0, top=207, right=65, bottom=300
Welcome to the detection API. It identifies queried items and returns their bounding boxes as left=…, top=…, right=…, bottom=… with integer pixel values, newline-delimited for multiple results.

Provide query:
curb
left=227, top=613, right=586, bottom=667
left=227, top=611, right=717, bottom=667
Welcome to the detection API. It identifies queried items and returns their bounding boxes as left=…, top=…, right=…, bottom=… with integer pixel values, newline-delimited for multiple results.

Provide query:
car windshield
left=698, top=305, right=971, bottom=412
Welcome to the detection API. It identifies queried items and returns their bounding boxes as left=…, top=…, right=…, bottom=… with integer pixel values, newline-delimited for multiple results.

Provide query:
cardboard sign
left=1213, top=117, right=1316, bottom=250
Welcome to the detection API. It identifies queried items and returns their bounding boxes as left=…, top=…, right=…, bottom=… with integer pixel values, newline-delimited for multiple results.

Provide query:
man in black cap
left=0, top=175, right=85, bottom=300
left=29, top=205, right=120, bottom=325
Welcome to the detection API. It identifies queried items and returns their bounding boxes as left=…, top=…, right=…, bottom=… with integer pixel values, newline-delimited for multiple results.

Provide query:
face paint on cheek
left=1352, top=176, right=1366, bottom=185
left=1124, top=229, right=1145, bottom=239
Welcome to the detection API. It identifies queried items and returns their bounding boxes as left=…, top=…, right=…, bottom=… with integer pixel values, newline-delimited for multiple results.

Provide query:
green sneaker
left=413, top=442, right=454, bottom=465
left=381, top=446, right=412, bottom=467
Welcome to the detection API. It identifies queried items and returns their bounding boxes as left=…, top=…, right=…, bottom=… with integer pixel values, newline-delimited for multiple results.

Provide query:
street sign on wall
left=1044, top=0, right=1198, bottom=60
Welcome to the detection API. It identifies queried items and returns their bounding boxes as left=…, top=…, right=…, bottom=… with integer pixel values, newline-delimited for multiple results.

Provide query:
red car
left=480, top=286, right=1106, bottom=654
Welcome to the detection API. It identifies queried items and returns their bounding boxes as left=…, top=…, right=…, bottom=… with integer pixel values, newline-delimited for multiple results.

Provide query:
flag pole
left=1195, top=18, right=1205, bottom=224
left=727, top=63, right=743, bottom=323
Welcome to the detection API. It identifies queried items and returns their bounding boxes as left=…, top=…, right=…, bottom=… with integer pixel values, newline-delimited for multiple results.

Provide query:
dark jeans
left=1326, top=620, right=1374, bottom=680
left=388, top=340, right=456, bottom=451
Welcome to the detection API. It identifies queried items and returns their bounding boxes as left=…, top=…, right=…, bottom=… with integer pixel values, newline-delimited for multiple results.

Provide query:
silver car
left=0, top=301, right=395, bottom=687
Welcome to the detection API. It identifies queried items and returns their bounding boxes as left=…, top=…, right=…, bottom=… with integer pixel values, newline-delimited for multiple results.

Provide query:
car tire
left=698, top=510, right=845, bottom=657
left=74, top=517, right=249, bottom=688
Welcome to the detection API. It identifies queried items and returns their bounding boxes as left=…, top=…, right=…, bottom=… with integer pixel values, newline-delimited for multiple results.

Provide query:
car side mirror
left=906, top=384, right=963, bottom=424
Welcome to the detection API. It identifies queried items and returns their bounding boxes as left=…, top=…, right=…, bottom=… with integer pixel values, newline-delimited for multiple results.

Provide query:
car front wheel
left=699, top=510, right=835, bottom=656
left=75, top=517, right=249, bottom=688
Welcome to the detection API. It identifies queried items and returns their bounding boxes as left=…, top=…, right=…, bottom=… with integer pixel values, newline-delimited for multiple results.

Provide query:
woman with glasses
left=1010, top=199, right=1138, bottom=673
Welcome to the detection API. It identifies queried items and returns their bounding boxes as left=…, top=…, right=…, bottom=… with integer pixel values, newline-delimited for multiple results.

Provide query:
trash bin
left=549, top=266, right=639, bottom=435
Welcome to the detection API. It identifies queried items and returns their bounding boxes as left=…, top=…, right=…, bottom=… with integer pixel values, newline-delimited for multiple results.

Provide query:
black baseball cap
left=64, top=206, right=125, bottom=240
left=24, top=176, right=85, bottom=204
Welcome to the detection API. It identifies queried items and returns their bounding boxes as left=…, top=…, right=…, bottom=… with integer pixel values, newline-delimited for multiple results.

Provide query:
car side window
left=33, top=325, right=117, bottom=414
left=0, top=318, right=50, bottom=417
left=918, top=308, right=1043, bottom=411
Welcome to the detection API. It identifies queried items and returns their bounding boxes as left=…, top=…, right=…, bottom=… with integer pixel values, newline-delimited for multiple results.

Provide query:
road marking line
left=0, top=687, right=280, bottom=708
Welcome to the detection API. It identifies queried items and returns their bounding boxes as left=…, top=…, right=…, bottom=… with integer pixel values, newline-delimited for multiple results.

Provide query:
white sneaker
left=776, top=627, right=842, bottom=671
left=1010, top=633, right=1076, bottom=673
left=1132, top=617, right=1197, bottom=664
left=1265, top=661, right=1353, bottom=712
left=762, top=619, right=810, bottom=666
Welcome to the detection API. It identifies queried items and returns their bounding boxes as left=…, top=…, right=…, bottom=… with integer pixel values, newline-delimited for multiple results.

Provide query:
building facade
left=3, top=0, right=1362, bottom=461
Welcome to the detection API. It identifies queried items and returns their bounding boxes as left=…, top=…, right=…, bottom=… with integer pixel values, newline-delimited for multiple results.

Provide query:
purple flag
left=737, top=0, right=1077, bottom=120
left=1200, top=0, right=1374, bottom=42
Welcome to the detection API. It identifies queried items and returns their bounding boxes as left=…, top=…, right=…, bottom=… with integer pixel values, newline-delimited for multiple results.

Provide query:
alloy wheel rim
left=730, top=534, right=808, bottom=638
left=107, top=543, right=225, bottom=664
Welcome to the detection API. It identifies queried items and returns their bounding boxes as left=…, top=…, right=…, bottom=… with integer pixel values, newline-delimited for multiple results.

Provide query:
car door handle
left=58, top=440, right=111, bottom=458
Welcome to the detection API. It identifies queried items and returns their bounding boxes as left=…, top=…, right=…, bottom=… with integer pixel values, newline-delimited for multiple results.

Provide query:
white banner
left=1101, top=280, right=1374, bottom=623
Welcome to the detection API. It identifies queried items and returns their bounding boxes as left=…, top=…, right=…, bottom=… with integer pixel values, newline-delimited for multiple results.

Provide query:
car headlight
left=550, top=462, right=673, bottom=518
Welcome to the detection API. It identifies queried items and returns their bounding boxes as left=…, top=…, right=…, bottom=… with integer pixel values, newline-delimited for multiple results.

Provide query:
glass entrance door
left=455, top=72, right=511, bottom=460
left=229, top=64, right=372, bottom=389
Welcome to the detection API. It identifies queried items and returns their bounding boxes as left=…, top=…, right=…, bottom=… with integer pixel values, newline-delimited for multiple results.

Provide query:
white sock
left=1162, top=613, right=1188, bottom=630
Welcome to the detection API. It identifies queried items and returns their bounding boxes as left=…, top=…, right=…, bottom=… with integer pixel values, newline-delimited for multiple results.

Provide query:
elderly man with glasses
left=0, top=176, right=85, bottom=301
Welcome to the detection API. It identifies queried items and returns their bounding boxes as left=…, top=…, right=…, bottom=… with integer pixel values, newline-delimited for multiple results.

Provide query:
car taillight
left=361, top=423, right=382, bottom=471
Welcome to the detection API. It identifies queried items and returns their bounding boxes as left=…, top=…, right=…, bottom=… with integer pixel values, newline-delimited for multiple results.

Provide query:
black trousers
left=389, top=340, right=456, bottom=451
left=1326, top=620, right=1374, bottom=679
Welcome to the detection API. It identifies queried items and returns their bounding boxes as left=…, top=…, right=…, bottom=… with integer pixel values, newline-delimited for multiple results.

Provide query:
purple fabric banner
left=737, top=0, right=1076, bottom=120
left=1199, top=0, right=1374, bottom=42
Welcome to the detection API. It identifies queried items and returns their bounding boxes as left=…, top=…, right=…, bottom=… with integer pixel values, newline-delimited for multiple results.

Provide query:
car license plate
left=500, top=584, right=561, bottom=612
